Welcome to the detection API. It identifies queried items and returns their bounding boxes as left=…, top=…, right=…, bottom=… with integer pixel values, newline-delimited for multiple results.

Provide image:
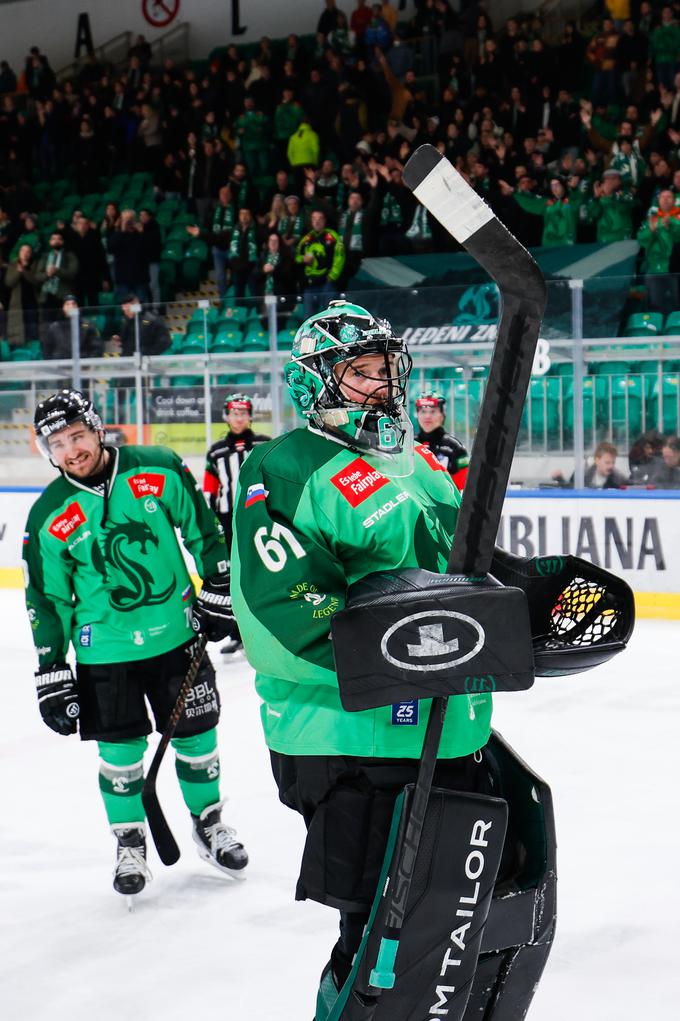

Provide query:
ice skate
left=191, top=800, right=248, bottom=876
left=112, top=824, right=152, bottom=896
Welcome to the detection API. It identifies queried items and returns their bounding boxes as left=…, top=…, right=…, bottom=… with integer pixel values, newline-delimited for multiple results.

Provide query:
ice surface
left=1, top=588, right=677, bottom=1020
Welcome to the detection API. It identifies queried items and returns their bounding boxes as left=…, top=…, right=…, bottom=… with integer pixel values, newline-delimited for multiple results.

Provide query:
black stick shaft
left=368, top=146, right=546, bottom=991
left=142, top=633, right=209, bottom=865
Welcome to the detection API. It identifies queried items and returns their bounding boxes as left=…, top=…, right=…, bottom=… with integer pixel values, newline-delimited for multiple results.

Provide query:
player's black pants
left=269, top=749, right=491, bottom=986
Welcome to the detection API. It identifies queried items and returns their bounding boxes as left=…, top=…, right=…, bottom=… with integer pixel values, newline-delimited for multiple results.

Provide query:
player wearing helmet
left=230, top=301, right=491, bottom=1008
left=24, top=390, right=248, bottom=896
left=203, top=392, right=270, bottom=654
left=414, top=389, right=470, bottom=489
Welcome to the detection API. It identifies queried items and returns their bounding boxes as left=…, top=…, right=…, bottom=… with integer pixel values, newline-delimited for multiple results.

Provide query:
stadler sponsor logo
left=127, top=473, right=166, bottom=500
left=363, top=491, right=410, bottom=528
left=330, top=457, right=389, bottom=508
left=48, top=502, right=87, bottom=542
left=381, top=611, right=485, bottom=672
left=427, top=818, right=495, bottom=1019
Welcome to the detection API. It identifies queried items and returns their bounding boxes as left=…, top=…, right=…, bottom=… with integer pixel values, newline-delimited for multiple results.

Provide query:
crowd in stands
left=551, top=433, right=680, bottom=489
left=1, top=0, right=680, bottom=351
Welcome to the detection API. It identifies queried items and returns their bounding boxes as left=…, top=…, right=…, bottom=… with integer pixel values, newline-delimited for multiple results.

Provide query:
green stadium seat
left=182, top=333, right=208, bottom=352
left=185, top=239, right=208, bottom=262
left=186, top=319, right=211, bottom=336
left=181, top=259, right=202, bottom=290
left=663, top=311, right=680, bottom=335
left=211, top=331, right=243, bottom=353
left=589, top=360, right=633, bottom=375
left=173, top=375, right=204, bottom=387
left=277, top=327, right=297, bottom=349
left=0, top=339, right=10, bottom=360
left=166, top=224, right=191, bottom=243
left=9, top=346, right=38, bottom=361
left=220, top=304, right=248, bottom=325
left=596, top=375, right=644, bottom=440
left=623, top=312, right=664, bottom=337
left=523, top=377, right=562, bottom=443
left=189, top=305, right=219, bottom=325
left=161, top=242, right=185, bottom=262
left=159, top=261, right=178, bottom=298
left=563, top=376, right=596, bottom=437
left=648, top=373, right=680, bottom=435
left=169, top=333, right=185, bottom=354
left=242, top=326, right=269, bottom=351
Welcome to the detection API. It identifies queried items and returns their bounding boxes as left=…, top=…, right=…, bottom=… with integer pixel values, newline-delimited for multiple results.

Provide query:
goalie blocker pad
left=331, top=569, right=534, bottom=712
left=318, top=731, right=557, bottom=1021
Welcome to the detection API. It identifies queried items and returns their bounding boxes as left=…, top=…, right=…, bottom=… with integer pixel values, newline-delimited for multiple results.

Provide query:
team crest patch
left=330, top=458, right=389, bottom=508
left=127, top=473, right=166, bottom=499
left=245, top=483, right=267, bottom=508
left=48, top=502, right=87, bottom=542
left=416, top=444, right=447, bottom=472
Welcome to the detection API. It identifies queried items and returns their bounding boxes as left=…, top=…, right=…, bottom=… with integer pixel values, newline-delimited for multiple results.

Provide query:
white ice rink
left=1, top=587, right=678, bottom=1021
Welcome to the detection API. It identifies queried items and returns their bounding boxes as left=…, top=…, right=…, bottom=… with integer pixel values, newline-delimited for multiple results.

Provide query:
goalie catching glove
left=490, top=548, right=635, bottom=675
left=35, top=663, right=79, bottom=735
left=192, top=575, right=238, bottom=642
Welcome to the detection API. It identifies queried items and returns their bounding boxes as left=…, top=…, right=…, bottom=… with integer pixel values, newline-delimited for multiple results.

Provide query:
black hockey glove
left=192, top=575, right=238, bottom=642
left=35, top=663, right=79, bottom=735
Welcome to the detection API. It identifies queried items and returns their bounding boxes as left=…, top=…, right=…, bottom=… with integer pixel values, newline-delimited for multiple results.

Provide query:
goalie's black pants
left=269, top=749, right=492, bottom=987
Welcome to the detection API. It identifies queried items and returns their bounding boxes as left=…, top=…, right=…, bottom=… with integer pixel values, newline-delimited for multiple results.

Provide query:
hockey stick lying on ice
left=142, top=633, right=209, bottom=865
left=366, top=145, right=547, bottom=992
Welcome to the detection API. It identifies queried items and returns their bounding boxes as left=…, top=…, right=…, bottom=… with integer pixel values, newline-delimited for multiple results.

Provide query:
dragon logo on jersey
left=91, top=516, right=176, bottom=612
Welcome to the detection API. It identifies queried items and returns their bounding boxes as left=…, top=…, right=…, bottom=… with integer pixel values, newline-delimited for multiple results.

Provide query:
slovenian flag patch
left=245, top=483, right=267, bottom=508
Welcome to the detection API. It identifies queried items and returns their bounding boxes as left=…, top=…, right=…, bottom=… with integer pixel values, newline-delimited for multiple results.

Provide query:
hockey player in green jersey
left=231, top=301, right=495, bottom=1009
left=25, top=389, right=248, bottom=896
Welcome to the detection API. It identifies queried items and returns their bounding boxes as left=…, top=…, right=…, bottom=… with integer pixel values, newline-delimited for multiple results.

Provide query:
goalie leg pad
left=317, top=731, right=557, bottom=1021
left=326, top=787, right=508, bottom=1021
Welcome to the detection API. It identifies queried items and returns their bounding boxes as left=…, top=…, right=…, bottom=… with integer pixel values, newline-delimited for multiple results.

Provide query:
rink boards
left=1, top=487, right=679, bottom=619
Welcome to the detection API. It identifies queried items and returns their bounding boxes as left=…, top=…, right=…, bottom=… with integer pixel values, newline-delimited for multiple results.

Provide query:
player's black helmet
left=223, top=392, right=253, bottom=418
left=34, top=389, right=103, bottom=459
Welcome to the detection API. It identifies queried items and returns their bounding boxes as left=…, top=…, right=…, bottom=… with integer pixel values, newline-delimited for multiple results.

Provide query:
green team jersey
left=231, top=427, right=492, bottom=758
left=24, top=445, right=228, bottom=669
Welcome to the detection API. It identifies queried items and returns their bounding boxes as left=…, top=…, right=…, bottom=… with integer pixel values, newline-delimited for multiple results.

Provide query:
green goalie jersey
left=231, top=427, right=492, bottom=758
left=24, top=445, right=228, bottom=668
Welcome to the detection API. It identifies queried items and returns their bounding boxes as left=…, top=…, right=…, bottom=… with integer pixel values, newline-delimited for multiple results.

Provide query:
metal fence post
left=199, top=298, right=212, bottom=446
left=132, top=303, right=144, bottom=444
left=569, top=279, right=585, bottom=488
left=68, top=305, right=82, bottom=391
left=266, top=295, right=282, bottom=436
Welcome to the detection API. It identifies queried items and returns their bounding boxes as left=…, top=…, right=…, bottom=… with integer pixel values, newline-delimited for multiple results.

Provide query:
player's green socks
left=172, top=727, right=221, bottom=816
left=98, top=737, right=147, bottom=825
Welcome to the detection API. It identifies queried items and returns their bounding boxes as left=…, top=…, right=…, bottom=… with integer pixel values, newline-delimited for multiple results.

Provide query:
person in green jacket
left=273, top=87, right=304, bottom=165
left=636, top=197, right=680, bottom=313
left=502, top=175, right=580, bottom=246
left=296, top=209, right=345, bottom=315
left=25, top=390, right=248, bottom=896
left=234, top=96, right=271, bottom=178
left=231, top=301, right=557, bottom=1018
left=584, top=168, right=636, bottom=242
left=649, top=6, right=680, bottom=89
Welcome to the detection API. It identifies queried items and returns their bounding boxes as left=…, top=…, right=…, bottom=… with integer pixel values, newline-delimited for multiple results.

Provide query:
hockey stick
left=367, top=145, right=547, bottom=991
left=142, top=633, right=209, bottom=866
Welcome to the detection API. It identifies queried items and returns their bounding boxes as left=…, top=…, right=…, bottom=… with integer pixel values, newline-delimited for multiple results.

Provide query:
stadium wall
left=0, top=0, right=420, bottom=70
left=2, top=487, right=679, bottom=619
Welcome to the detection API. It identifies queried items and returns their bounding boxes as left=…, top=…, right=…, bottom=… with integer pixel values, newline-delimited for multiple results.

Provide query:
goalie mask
left=284, top=301, right=414, bottom=474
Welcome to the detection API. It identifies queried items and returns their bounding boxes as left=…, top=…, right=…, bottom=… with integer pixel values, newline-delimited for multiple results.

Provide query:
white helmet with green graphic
left=284, top=301, right=414, bottom=466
